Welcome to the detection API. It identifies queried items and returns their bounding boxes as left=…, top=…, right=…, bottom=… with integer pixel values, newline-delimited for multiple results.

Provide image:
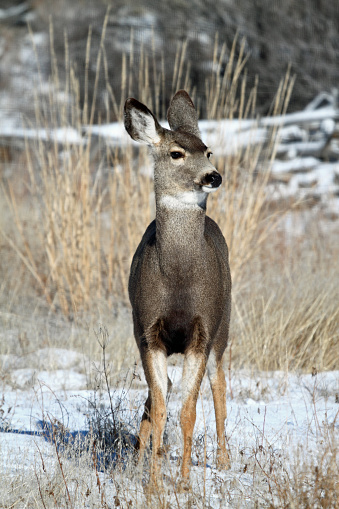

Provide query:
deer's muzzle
left=200, top=171, right=222, bottom=189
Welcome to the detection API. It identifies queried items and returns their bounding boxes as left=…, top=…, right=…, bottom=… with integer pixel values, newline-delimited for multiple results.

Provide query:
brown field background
left=0, top=14, right=338, bottom=507
left=0, top=24, right=338, bottom=376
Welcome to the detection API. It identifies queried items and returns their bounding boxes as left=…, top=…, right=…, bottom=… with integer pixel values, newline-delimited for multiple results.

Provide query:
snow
left=268, top=160, right=339, bottom=212
left=259, top=106, right=338, bottom=127
left=1, top=348, right=338, bottom=505
left=0, top=125, right=83, bottom=144
left=0, top=3, right=29, bottom=20
left=271, top=156, right=320, bottom=174
left=10, top=368, right=87, bottom=391
left=1, top=348, right=87, bottom=371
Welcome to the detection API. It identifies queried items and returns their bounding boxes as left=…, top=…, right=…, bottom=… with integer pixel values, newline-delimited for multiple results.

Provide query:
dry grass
left=0, top=19, right=338, bottom=509
left=0, top=21, right=338, bottom=375
left=230, top=223, right=339, bottom=372
left=2, top=442, right=337, bottom=508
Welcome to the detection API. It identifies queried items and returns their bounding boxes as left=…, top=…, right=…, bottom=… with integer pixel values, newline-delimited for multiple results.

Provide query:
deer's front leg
left=140, top=324, right=168, bottom=484
left=207, top=349, right=230, bottom=469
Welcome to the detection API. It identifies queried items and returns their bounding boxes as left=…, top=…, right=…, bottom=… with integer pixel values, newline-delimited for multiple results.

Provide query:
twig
left=261, top=405, right=267, bottom=451
left=34, top=465, right=47, bottom=509
left=96, top=325, right=117, bottom=431
left=228, top=338, right=233, bottom=399
left=49, top=416, right=73, bottom=509
left=199, top=386, right=207, bottom=503
left=92, top=439, right=108, bottom=507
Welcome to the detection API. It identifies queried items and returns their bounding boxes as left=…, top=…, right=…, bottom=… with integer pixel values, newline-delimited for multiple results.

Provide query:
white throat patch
left=159, top=191, right=207, bottom=210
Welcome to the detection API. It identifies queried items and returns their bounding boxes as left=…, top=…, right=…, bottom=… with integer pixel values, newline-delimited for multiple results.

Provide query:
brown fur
left=124, top=90, right=232, bottom=483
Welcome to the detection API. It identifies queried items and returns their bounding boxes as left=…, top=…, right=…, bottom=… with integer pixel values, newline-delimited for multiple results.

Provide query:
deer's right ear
left=124, top=98, right=163, bottom=145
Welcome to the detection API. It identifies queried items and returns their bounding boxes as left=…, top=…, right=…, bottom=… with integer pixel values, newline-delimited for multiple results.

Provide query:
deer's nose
left=201, top=171, right=222, bottom=189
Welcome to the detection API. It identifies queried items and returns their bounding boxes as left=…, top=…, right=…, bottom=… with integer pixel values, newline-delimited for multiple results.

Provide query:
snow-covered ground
left=1, top=348, right=338, bottom=506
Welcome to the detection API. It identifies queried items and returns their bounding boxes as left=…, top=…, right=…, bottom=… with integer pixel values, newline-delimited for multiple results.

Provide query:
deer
left=124, top=90, right=232, bottom=486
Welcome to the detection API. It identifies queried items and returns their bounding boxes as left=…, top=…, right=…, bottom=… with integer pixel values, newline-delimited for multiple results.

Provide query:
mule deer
left=124, top=90, right=231, bottom=484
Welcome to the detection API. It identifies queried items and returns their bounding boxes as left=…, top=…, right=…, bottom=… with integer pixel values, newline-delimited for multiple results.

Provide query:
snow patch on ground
left=1, top=351, right=338, bottom=503
left=0, top=349, right=339, bottom=509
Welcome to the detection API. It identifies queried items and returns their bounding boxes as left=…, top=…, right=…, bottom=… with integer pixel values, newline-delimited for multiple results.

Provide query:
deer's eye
left=207, top=151, right=213, bottom=159
left=170, top=151, right=184, bottom=159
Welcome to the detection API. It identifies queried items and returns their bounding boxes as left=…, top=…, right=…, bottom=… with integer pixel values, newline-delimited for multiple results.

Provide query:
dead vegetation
left=0, top=21, right=338, bottom=372
left=0, top=20, right=338, bottom=507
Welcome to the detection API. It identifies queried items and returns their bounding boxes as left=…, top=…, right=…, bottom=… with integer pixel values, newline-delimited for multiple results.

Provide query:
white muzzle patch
left=202, top=185, right=219, bottom=193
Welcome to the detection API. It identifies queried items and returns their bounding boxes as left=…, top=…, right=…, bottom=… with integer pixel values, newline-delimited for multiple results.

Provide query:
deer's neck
left=155, top=196, right=207, bottom=278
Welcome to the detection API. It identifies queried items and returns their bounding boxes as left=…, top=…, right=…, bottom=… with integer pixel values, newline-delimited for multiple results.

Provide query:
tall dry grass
left=0, top=26, right=288, bottom=311
left=0, top=20, right=338, bottom=373
left=230, top=230, right=339, bottom=372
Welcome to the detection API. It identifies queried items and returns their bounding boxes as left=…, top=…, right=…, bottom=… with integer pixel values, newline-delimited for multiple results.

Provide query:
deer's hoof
left=144, top=476, right=164, bottom=499
left=216, top=450, right=231, bottom=470
left=176, top=477, right=191, bottom=493
left=157, top=444, right=170, bottom=457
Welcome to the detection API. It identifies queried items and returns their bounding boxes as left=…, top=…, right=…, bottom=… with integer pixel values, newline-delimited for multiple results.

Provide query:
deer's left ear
left=124, top=98, right=164, bottom=145
left=167, top=90, right=201, bottom=138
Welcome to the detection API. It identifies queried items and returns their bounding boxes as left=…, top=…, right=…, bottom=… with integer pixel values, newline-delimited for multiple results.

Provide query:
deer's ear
left=124, top=98, right=163, bottom=145
left=167, top=90, right=201, bottom=138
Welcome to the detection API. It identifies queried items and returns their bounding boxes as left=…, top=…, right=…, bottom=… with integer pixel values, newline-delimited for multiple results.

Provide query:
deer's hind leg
left=207, top=348, right=230, bottom=469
